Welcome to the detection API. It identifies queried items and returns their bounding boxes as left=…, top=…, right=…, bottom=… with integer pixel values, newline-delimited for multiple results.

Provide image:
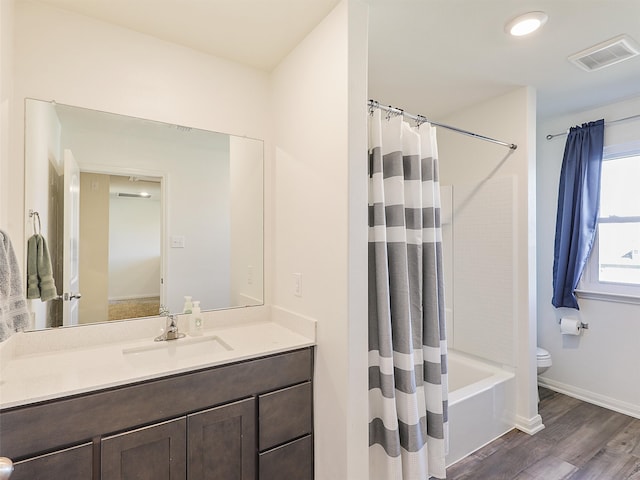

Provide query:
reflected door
left=63, top=149, right=81, bottom=326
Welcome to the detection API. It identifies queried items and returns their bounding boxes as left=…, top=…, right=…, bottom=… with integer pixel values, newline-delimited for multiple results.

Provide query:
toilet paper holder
left=558, top=319, right=589, bottom=329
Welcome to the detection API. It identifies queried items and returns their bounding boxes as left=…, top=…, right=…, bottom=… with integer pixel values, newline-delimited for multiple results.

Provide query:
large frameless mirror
left=24, top=99, right=264, bottom=331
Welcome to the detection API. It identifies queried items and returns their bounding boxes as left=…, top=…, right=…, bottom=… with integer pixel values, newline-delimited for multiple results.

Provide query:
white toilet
left=537, top=347, right=552, bottom=375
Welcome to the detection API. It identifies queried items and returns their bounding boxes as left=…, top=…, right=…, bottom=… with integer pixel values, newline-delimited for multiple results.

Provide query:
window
left=578, top=141, right=640, bottom=303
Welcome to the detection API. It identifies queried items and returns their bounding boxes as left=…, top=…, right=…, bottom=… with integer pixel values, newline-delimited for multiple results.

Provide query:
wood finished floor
left=446, top=388, right=640, bottom=480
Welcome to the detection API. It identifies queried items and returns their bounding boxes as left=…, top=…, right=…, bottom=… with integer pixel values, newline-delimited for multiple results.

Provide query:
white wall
left=537, top=95, right=640, bottom=418
left=229, top=136, right=264, bottom=306
left=108, top=195, right=161, bottom=300
left=451, top=174, right=518, bottom=365
left=438, top=87, right=541, bottom=433
left=13, top=0, right=271, bottom=314
left=10, top=1, right=370, bottom=477
left=11, top=0, right=271, bottom=267
left=346, top=2, right=370, bottom=478
left=0, top=0, right=14, bottom=234
left=270, top=1, right=369, bottom=478
left=23, top=99, right=63, bottom=329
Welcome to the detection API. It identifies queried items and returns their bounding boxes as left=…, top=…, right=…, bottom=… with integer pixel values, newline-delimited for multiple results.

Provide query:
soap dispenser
left=191, top=300, right=203, bottom=336
left=183, top=296, right=193, bottom=314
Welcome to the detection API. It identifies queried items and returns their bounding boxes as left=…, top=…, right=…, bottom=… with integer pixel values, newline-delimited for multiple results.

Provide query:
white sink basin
left=122, top=335, right=233, bottom=367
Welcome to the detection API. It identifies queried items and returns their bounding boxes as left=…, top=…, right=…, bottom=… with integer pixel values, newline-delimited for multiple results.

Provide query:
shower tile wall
left=441, top=185, right=455, bottom=349
left=449, top=175, right=517, bottom=367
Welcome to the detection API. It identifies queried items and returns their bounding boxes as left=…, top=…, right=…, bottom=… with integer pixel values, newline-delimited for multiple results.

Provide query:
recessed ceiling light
left=505, top=11, right=548, bottom=37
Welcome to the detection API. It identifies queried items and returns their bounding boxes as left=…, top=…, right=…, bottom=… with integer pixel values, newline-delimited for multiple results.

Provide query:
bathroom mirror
left=24, top=99, right=264, bottom=331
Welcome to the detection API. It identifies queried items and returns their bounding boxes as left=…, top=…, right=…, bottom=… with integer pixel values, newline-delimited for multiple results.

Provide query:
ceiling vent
left=569, top=35, right=640, bottom=72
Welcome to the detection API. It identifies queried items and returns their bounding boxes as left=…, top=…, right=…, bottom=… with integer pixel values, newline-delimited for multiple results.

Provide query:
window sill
left=575, top=289, right=640, bottom=305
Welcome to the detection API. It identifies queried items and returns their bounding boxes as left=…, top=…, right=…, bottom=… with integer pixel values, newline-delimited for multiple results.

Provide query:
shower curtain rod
left=368, top=99, right=518, bottom=150
left=546, top=113, right=640, bottom=140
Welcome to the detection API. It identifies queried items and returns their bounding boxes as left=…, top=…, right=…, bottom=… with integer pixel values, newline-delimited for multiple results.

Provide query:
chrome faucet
left=155, top=307, right=185, bottom=342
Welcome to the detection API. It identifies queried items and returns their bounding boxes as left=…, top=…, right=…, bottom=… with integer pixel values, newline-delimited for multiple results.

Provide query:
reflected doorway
left=78, top=172, right=162, bottom=324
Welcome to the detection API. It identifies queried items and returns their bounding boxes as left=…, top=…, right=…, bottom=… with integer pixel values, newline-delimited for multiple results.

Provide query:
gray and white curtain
left=368, top=108, right=448, bottom=480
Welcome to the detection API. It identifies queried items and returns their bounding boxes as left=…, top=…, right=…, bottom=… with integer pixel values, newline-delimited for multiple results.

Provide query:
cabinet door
left=101, top=417, right=186, bottom=480
left=11, top=443, right=93, bottom=480
left=188, top=397, right=255, bottom=480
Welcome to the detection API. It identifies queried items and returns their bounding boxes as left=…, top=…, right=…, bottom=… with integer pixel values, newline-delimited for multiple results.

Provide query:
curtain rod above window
left=546, top=113, right=640, bottom=140
left=368, top=99, right=518, bottom=150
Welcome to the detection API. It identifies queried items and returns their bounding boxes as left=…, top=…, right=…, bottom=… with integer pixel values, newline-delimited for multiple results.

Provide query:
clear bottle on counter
left=191, top=300, right=203, bottom=335
left=191, top=300, right=203, bottom=336
left=183, top=296, right=193, bottom=314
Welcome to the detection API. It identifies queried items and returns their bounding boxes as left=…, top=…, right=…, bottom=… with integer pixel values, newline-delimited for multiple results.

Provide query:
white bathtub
left=445, top=351, right=516, bottom=466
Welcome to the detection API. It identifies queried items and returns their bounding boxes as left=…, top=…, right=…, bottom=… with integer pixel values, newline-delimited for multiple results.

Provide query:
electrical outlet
left=170, top=236, right=185, bottom=248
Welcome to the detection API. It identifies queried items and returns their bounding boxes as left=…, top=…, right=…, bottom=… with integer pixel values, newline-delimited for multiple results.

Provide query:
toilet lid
left=537, top=347, right=551, bottom=359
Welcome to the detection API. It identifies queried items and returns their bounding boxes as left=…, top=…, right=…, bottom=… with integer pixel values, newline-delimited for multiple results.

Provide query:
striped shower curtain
left=368, top=108, right=448, bottom=480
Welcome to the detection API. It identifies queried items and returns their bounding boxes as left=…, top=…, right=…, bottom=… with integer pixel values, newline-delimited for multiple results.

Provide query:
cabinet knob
left=0, top=457, right=13, bottom=479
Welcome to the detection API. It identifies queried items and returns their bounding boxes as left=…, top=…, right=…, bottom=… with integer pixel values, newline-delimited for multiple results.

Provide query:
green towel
left=26, top=235, right=40, bottom=299
left=26, top=234, right=58, bottom=302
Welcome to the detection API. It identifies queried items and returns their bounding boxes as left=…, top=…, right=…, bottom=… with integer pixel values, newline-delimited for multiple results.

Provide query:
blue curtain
left=552, top=119, right=605, bottom=309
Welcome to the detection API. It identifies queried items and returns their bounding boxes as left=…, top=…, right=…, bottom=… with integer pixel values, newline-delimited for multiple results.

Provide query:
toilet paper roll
left=560, top=317, right=582, bottom=335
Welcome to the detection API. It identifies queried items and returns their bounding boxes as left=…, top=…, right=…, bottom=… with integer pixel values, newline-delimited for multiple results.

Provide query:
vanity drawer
left=258, top=382, right=312, bottom=451
left=11, top=443, right=93, bottom=480
left=258, top=435, right=313, bottom=480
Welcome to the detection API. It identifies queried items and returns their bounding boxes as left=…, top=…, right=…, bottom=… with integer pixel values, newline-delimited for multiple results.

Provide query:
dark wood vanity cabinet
left=1, top=347, right=314, bottom=480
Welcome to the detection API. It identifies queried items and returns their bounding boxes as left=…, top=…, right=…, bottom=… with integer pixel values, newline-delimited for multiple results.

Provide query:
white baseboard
left=538, top=377, right=640, bottom=420
left=515, top=414, right=545, bottom=435
left=108, top=294, right=159, bottom=302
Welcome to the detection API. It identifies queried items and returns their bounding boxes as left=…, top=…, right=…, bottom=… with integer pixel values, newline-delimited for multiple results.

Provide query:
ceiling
left=368, top=0, right=640, bottom=120
left=28, top=0, right=640, bottom=120
left=26, top=0, right=342, bottom=71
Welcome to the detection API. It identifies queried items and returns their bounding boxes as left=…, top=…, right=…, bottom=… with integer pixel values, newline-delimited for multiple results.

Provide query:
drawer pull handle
left=0, top=457, right=13, bottom=479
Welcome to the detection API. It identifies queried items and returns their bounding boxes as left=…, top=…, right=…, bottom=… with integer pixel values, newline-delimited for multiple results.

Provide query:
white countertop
left=0, top=307, right=316, bottom=409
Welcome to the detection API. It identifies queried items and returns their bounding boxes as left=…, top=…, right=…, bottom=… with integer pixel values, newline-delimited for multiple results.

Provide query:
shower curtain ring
left=368, top=99, right=378, bottom=116
left=386, top=107, right=402, bottom=121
